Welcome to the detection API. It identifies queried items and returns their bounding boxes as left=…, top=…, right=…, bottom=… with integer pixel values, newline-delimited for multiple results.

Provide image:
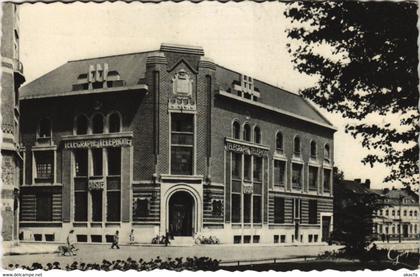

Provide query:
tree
left=333, top=178, right=384, bottom=259
left=284, top=2, right=419, bottom=187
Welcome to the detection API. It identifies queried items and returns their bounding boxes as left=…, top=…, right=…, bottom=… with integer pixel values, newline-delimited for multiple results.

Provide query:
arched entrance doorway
left=168, top=191, right=194, bottom=236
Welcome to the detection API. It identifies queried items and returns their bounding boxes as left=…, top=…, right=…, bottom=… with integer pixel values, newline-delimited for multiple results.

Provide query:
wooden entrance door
left=169, top=191, right=193, bottom=236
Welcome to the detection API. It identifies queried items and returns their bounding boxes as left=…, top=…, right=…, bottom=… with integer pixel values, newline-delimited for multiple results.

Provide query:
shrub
left=7, top=256, right=221, bottom=271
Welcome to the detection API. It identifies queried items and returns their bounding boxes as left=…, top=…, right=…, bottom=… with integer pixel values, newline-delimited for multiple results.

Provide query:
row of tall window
left=378, top=209, right=418, bottom=218
left=232, top=121, right=331, bottom=161
left=231, top=153, right=263, bottom=224
left=73, top=147, right=122, bottom=222
left=36, top=112, right=122, bottom=139
left=273, top=160, right=332, bottom=192
left=377, top=224, right=418, bottom=236
left=273, top=198, right=318, bottom=224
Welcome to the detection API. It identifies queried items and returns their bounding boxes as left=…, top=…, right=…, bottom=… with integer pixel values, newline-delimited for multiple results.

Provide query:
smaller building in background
left=372, top=187, right=419, bottom=241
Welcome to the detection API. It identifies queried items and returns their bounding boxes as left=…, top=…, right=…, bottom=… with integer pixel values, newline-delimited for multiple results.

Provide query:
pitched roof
left=20, top=51, right=156, bottom=99
left=20, top=45, right=334, bottom=129
left=215, top=65, right=334, bottom=128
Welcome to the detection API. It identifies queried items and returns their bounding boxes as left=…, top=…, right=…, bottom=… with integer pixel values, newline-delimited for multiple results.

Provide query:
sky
left=19, top=2, right=393, bottom=188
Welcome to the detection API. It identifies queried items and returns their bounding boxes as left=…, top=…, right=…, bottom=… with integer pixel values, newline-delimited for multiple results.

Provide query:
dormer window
left=75, top=115, right=88, bottom=135
left=109, top=113, right=121, bottom=133
left=324, top=144, right=330, bottom=162
left=243, top=123, right=251, bottom=142
left=232, top=121, right=240, bottom=139
left=310, top=141, right=317, bottom=159
left=254, top=126, right=261, bottom=144
left=294, top=136, right=301, bottom=156
left=38, top=118, right=51, bottom=138
left=92, top=114, right=104, bottom=134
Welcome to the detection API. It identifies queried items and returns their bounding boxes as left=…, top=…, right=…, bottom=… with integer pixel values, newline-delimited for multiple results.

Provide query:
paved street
left=3, top=240, right=419, bottom=269
left=2, top=243, right=342, bottom=268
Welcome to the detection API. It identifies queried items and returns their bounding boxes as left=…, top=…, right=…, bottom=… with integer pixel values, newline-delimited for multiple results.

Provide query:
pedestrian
left=111, top=230, right=120, bottom=249
left=164, top=230, right=170, bottom=247
left=129, top=229, right=135, bottom=245
left=66, top=230, right=77, bottom=256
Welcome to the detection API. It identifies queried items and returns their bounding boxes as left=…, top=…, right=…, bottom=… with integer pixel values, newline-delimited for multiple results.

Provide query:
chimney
left=364, top=179, right=371, bottom=189
left=354, top=178, right=361, bottom=184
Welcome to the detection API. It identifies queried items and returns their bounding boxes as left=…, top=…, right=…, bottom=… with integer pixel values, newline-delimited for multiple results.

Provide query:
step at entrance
left=170, top=236, right=195, bottom=246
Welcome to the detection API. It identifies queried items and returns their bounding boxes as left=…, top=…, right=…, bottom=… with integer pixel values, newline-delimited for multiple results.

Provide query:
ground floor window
left=308, top=200, right=317, bottom=224
left=274, top=197, right=285, bottom=223
left=292, top=198, right=302, bottom=222
left=91, top=190, right=103, bottom=222
left=253, top=195, right=262, bottom=223
left=232, top=193, right=241, bottom=223
left=244, top=194, right=251, bottom=223
left=74, top=184, right=88, bottom=221
left=36, top=193, right=52, bottom=221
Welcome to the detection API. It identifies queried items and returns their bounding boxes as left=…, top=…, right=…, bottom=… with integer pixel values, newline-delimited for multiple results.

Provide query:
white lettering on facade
left=225, top=141, right=268, bottom=157
left=64, top=137, right=132, bottom=149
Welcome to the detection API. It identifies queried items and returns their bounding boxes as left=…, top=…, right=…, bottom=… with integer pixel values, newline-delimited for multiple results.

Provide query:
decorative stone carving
left=243, top=182, right=254, bottom=194
left=88, top=178, right=105, bottom=190
left=172, top=69, right=193, bottom=98
left=168, top=98, right=196, bottom=111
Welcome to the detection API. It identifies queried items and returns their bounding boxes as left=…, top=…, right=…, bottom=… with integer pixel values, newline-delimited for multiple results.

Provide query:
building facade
left=372, top=188, right=419, bottom=241
left=18, top=44, right=335, bottom=245
left=1, top=3, right=25, bottom=242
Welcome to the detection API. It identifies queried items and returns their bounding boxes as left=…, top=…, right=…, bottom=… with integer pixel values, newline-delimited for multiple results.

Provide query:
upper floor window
left=232, top=121, right=240, bottom=139
left=294, top=136, right=301, bottom=155
left=243, top=123, right=251, bottom=141
left=108, top=113, right=121, bottom=133
left=254, top=126, right=261, bottom=144
left=75, top=115, right=88, bottom=135
left=324, top=144, right=330, bottom=162
left=34, top=151, right=54, bottom=183
left=38, top=118, right=51, bottom=138
left=415, top=211, right=418, bottom=217
left=92, top=114, right=104, bottom=134
left=171, top=113, right=194, bottom=175
left=409, top=210, right=413, bottom=217
left=276, top=132, right=283, bottom=152
left=310, top=141, right=317, bottom=159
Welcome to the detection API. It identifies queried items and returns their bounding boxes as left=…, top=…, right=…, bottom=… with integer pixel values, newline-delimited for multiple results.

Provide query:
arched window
left=294, top=136, right=301, bottom=155
left=92, top=114, right=104, bottom=134
left=276, top=132, right=283, bottom=151
left=38, top=118, right=51, bottom=138
left=324, top=144, right=330, bottom=162
left=254, top=126, right=261, bottom=144
left=232, top=121, right=240, bottom=139
left=109, top=113, right=121, bottom=133
left=75, top=115, right=88, bottom=135
left=243, top=123, right=251, bottom=141
left=310, top=141, right=317, bottom=158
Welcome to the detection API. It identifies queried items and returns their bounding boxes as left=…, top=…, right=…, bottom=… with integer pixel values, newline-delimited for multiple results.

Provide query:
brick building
left=1, top=3, right=25, bottom=243
left=18, top=43, right=335, bottom=245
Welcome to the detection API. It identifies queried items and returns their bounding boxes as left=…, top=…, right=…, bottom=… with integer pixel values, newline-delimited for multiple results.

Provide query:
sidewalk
left=2, top=241, right=330, bottom=256
left=2, top=242, right=59, bottom=256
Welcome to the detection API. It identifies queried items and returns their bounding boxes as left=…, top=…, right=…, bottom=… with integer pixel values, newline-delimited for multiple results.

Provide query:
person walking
left=111, top=230, right=120, bottom=249
left=164, top=230, right=171, bottom=247
left=129, top=229, right=135, bottom=245
left=66, top=230, right=77, bottom=256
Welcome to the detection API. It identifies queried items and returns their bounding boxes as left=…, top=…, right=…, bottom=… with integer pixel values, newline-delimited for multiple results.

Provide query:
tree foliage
left=284, top=1, right=419, bottom=186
